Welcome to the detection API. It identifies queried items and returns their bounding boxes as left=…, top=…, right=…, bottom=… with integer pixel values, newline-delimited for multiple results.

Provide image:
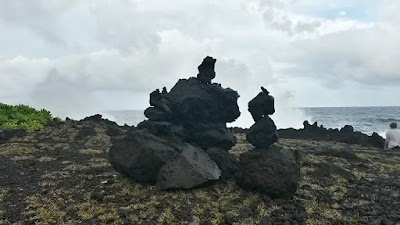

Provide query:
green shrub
left=0, top=103, right=61, bottom=130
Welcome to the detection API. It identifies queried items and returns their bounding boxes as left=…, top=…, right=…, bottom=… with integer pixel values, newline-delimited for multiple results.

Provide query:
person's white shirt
left=385, top=129, right=400, bottom=149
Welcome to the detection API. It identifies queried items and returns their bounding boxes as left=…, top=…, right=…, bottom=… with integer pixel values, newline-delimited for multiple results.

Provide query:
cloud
left=0, top=0, right=81, bottom=45
left=280, top=24, right=400, bottom=87
left=1, top=0, right=400, bottom=123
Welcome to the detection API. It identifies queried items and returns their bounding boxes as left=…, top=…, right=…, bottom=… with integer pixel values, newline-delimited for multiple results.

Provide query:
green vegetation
left=0, top=103, right=61, bottom=130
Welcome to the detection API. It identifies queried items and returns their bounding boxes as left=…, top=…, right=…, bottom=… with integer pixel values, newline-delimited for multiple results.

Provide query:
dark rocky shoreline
left=232, top=120, right=385, bottom=149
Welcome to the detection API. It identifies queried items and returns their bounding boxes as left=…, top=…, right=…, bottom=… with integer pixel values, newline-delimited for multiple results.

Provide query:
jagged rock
left=340, top=125, right=354, bottom=134
left=246, top=116, right=278, bottom=148
left=144, top=107, right=171, bottom=121
left=139, top=56, right=240, bottom=151
left=370, top=132, right=385, bottom=148
left=109, top=129, right=221, bottom=188
left=168, top=77, right=240, bottom=124
left=278, top=121, right=385, bottom=149
left=157, top=145, right=221, bottom=190
left=111, top=56, right=241, bottom=190
left=149, top=89, right=171, bottom=112
left=206, top=148, right=239, bottom=179
left=236, top=146, right=301, bottom=198
left=248, top=87, right=275, bottom=122
left=197, top=56, right=216, bottom=84
left=106, top=126, right=126, bottom=137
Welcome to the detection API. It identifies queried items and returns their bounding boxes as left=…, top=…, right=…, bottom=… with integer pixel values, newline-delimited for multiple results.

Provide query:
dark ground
left=1, top=121, right=400, bottom=225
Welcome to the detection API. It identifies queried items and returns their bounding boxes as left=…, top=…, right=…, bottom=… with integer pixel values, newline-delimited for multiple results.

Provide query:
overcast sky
left=0, top=0, right=399, bottom=126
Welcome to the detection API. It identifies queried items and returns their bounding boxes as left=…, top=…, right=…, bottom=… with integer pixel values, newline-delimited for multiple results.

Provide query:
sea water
left=104, top=106, right=400, bottom=137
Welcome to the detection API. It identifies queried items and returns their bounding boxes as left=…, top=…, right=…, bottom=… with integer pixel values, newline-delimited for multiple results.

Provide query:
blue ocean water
left=105, top=106, right=400, bottom=137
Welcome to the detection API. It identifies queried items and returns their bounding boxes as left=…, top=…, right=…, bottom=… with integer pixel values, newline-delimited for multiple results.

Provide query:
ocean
left=104, top=106, right=400, bottom=138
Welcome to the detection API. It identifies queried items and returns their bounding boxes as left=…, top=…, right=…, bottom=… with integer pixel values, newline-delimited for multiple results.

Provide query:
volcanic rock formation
left=109, top=56, right=240, bottom=190
left=278, top=121, right=385, bottom=149
left=237, top=87, right=301, bottom=197
left=246, top=87, right=278, bottom=148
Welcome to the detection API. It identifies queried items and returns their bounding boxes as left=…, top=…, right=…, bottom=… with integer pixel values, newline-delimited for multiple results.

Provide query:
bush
left=0, top=103, right=61, bottom=130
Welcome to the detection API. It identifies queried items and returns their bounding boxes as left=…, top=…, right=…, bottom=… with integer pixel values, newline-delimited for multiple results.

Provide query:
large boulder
left=109, top=130, right=178, bottom=184
left=109, top=129, right=221, bottom=188
left=168, top=77, right=240, bottom=124
left=157, top=145, right=221, bottom=190
left=246, top=116, right=278, bottom=148
left=236, top=146, right=301, bottom=198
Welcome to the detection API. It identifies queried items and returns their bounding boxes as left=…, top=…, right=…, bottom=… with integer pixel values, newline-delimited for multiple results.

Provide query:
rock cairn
left=246, top=87, right=278, bottom=148
left=236, top=87, right=301, bottom=198
left=109, top=56, right=241, bottom=190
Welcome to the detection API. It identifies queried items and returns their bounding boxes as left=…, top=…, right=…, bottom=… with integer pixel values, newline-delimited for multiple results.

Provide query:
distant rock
left=278, top=121, right=385, bottom=149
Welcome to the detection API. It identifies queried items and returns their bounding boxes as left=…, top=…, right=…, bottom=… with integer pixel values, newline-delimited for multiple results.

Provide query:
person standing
left=384, top=122, right=400, bottom=150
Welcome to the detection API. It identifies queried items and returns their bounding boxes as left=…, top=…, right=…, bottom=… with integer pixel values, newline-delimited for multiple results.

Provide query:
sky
left=0, top=0, right=399, bottom=127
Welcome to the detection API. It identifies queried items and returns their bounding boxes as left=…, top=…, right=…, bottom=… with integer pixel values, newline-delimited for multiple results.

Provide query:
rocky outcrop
left=109, top=129, right=220, bottom=189
left=236, top=146, right=301, bottom=198
left=278, top=121, right=385, bottom=149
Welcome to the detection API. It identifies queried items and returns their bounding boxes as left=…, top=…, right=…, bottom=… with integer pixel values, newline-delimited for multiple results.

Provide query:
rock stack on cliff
left=109, top=56, right=241, bottom=190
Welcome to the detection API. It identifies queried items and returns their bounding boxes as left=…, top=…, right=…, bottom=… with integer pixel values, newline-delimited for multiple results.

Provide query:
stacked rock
left=139, top=56, right=240, bottom=151
left=236, top=87, right=301, bottom=198
left=246, top=87, right=278, bottom=148
left=109, top=56, right=241, bottom=190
